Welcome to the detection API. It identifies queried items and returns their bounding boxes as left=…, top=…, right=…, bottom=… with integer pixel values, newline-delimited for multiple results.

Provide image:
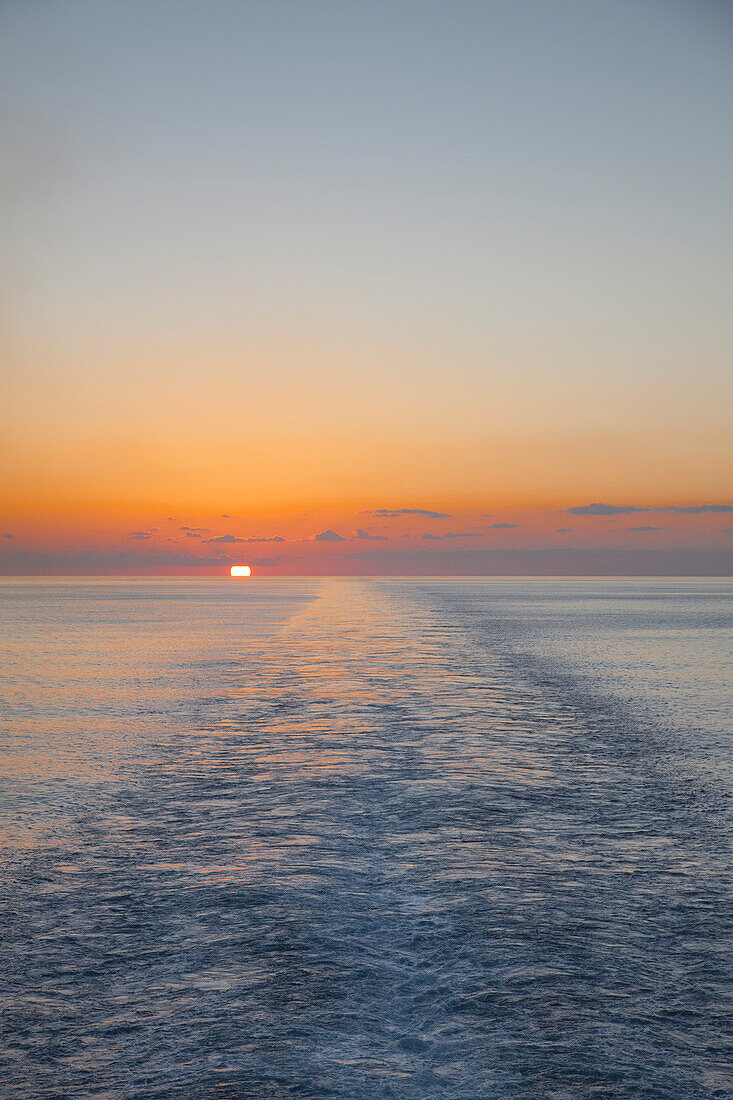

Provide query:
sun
left=230, top=565, right=251, bottom=577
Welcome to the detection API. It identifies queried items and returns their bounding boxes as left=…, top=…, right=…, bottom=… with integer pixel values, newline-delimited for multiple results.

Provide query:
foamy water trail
left=0, top=578, right=731, bottom=1097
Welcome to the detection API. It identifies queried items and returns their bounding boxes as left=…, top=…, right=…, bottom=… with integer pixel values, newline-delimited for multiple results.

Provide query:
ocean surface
left=0, top=577, right=731, bottom=1099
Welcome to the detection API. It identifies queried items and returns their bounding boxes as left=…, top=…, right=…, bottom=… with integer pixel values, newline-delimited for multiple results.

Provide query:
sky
left=1, top=0, right=731, bottom=575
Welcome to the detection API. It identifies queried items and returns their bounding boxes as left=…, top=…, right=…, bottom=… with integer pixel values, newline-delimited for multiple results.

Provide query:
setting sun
left=230, top=565, right=252, bottom=577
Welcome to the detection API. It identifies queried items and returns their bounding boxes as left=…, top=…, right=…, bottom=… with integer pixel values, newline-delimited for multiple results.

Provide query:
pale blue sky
left=3, top=0, right=731, bottom=365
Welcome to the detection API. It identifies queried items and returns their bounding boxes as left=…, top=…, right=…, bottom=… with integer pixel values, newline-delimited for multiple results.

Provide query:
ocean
left=0, top=577, right=731, bottom=1098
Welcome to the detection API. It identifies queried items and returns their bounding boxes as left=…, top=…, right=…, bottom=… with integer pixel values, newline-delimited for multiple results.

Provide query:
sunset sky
left=2, top=0, right=731, bottom=574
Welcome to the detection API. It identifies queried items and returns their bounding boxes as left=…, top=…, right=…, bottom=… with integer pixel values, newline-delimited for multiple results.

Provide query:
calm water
left=0, top=578, right=731, bottom=1099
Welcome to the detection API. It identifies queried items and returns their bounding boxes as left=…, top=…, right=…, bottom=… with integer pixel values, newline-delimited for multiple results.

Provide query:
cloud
left=0, top=547, right=238, bottom=573
left=421, top=531, right=482, bottom=540
left=204, top=534, right=285, bottom=544
left=2, top=541, right=730, bottom=577
left=128, top=531, right=153, bottom=540
left=221, top=514, right=231, bottom=519
left=627, top=526, right=665, bottom=532
left=347, top=545, right=733, bottom=577
left=567, top=503, right=647, bottom=515
left=353, top=529, right=387, bottom=540
left=662, top=504, right=733, bottom=514
left=369, top=508, right=451, bottom=519
left=185, top=531, right=201, bottom=538
left=249, top=556, right=281, bottom=567
left=311, top=529, right=346, bottom=542
left=557, top=528, right=571, bottom=532
left=2, top=533, right=13, bottom=539
left=488, top=523, right=519, bottom=529
left=180, top=526, right=209, bottom=534
left=723, top=528, right=733, bottom=534
left=568, top=502, right=733, bottom=517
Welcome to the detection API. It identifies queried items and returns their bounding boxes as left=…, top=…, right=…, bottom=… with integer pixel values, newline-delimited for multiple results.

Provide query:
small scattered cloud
left=204, top=534, right=285, bottom=544
left=722, top=528, right=733, bottom=534
left=128, top=531, right=153, bottom=540
left=180, top=526, right=209, bottom=534
left=627, top=526, right=665, bottom=532
left=567, top=503, right=647, bottom=516
left=250, top=556, right=281, bottom=567
left=185, top=531, right=201, bottom=538
left=663, top=504, right=733, bottom=514
left=421, top=531, right=482, bottom=540
left=568, top=502, right=733, bottom=517
left=557, top=528, right=571, bottom=532
left=311, top=529, right=346, bottom=542
left=369, top=508, right=450, bottom=519
left=2, top=533, right=13, bottom=539
left=353, top=529, right=387, bottom=540
left=489, top=522, right=519, bottom=529
left=221, top=514, right=231, bottom=519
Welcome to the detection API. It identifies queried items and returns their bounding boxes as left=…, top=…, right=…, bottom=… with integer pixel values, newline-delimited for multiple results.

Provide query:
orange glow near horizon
left=3, top=331, right=732, bottom=532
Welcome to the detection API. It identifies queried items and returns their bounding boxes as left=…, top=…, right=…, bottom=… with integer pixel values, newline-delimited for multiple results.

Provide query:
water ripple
left=0, top=578, right=731, bottom=1098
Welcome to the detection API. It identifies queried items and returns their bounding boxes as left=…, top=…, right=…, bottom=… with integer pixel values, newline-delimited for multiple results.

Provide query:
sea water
left=0, top=578, right=731, bottom=1098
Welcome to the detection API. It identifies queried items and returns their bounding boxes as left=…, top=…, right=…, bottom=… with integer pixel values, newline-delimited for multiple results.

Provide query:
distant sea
left=1, top=578, right=731, bottom=1098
